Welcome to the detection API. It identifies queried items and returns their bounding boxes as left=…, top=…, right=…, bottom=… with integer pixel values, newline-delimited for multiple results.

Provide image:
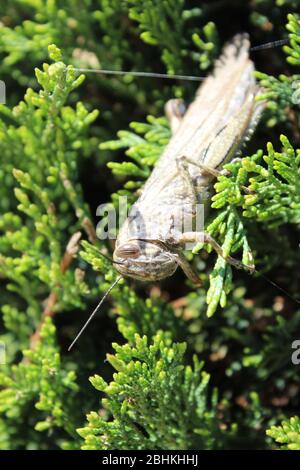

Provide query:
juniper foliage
left=0, top=1, right=300, bottom=450
left=267, top=416, right=300, bottom=450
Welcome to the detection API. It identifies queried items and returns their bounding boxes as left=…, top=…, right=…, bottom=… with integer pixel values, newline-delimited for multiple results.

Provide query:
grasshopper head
left=113, top=239, right=178, bottom=281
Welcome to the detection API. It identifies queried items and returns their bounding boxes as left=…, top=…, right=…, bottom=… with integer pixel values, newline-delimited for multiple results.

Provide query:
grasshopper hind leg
left=180, top=155, right=230, bottom=178
left=179, top=155, right=252, bottom=195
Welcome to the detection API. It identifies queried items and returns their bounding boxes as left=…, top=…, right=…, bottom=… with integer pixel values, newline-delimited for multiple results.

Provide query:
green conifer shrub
left=0, top=1, right=300, bottom=450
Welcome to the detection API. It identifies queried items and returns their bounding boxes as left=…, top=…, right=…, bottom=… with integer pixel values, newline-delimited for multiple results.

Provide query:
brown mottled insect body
left=113, top=34, right=263, bottom=284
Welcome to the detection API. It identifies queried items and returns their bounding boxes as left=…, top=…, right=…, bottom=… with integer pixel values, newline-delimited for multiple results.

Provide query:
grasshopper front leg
left=176, top=231, right=255, bottom=273
left=175, top=251, right=202, bottom=287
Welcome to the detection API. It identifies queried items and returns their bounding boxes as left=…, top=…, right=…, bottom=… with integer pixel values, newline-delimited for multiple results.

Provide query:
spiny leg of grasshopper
left=175, top=231, right=254, bottom=273
left=180, top=155, right=230, bottom=178
left=170, top=154, right=255, bottom=281
left=175, top=251, right=203, bottom=287
left=181, top=155, right=252, bottom=194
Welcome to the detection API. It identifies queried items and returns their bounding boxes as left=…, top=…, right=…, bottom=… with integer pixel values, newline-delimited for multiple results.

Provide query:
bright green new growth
left=0, top=45, right=98, bottom=332
left=0, top=2, right=300, bottom=451
left=0, top=318, right=79, bottom=447
left=267, top=416, right=300, bottom=450
left=78, top=333, right=227, bottom=450
left=128, top=0, right=218, bottom=72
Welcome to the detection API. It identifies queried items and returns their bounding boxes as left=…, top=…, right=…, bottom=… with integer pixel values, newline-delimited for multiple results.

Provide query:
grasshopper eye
left=115, top=243, right=141, bottom=259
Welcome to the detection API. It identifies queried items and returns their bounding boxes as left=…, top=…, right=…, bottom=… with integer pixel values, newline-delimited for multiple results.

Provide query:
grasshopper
left=69, top=33, right=266, bottom=350
left=113, top=34, right=263, bottom=286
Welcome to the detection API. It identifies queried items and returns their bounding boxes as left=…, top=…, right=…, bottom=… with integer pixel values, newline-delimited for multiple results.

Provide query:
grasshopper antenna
left=71, top=68, right=205, bottom=81
left=236, top=260, right=300, bottom=305
left=68, top=275, right=123, bottom=351
left=250, top=38, right=289, bottom=51
left=70, top=39, right=290, bottom=82
left=252, top=268, right=300, bottom=305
